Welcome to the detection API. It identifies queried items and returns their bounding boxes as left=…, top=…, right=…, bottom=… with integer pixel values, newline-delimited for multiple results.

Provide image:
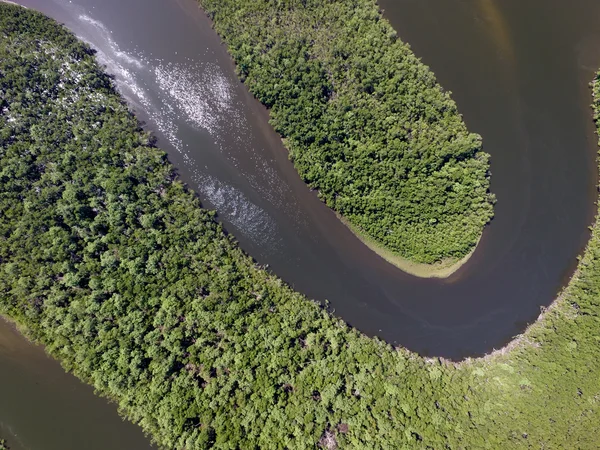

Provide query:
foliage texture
left=1, top=5, right=599, bottom=450
left=198, top=0, right=495, bottom=264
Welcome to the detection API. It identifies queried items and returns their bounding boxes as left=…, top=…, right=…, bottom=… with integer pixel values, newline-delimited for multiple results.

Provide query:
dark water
left=1, top=0, right=600, bottom=447
left=0, top=318, right=152, bottom=450
left=376, top=0, right=600, bottom=348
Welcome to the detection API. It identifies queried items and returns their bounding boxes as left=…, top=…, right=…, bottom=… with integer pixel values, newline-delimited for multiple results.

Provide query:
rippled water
left=9, top=0, right=600, bottom=355
left=44, top=1, right=287, bottom=251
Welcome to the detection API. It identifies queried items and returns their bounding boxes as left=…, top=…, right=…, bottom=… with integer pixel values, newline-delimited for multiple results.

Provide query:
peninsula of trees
left=1, top=4, right=599, bottom=449
left=198, top=0, right=495, bottom=270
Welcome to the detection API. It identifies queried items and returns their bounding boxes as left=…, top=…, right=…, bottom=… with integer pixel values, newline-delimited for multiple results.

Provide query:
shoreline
left=459, top=77, right=600, bottom=365
left=0, top=1, right=25, bottom=6
left=2, top=3, right=600, bottom=446
left=199, top=1, right=485, bottom=281
left=199, top=0, right=494, bottom=267
left=338, top=214, right=480, bottom=279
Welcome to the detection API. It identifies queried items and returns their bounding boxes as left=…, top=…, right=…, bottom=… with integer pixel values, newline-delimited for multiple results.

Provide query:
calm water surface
left=2, top=0, right=600, bottom=447
left=0, top=318, right=152, bottom=450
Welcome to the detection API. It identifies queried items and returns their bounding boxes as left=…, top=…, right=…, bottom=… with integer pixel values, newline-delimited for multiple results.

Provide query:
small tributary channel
left=3, top=0, right=600, bottom=447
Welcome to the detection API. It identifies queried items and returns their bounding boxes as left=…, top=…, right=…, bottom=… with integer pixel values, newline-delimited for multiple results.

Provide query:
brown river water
left=2, top=0, right=600, bottom=447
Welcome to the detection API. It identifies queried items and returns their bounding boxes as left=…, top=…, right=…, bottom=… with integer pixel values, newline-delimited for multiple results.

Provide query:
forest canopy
left=1, top=4, right=599, bottom=449
left=198, top=0, right=495, bottom=264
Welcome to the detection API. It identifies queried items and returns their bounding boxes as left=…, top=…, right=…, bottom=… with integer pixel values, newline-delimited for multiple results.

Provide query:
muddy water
left=376, top=0, right=600, bottom=344
left=7, top=0, right=600, bottom=359
left=0, top=318, right=152, bottom=450
left=2, top=0, right=600, bottom=447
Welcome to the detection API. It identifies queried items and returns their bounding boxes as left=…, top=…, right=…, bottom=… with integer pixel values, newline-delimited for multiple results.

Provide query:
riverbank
left=198, top=0, right=494, bottom=266
left=450, top=75, right=600, bottom=448
left=2, top=3, right=600, bottom=449
left=0, top=315, right=152, bottom=450
left=339, top=214, right=480, bottom=278
left=0, top=0, right=25, bottom=6
left=464, top=76, right=600, bottom=363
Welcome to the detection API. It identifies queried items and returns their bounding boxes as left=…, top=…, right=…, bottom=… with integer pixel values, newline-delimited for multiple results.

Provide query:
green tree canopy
left=199, top=0, right=495, bottom=264
left=0, top=5, right=599, bottom=449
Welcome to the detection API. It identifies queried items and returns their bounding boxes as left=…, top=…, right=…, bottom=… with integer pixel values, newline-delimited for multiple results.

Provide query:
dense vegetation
left=198, top=0, right=495, bottom=265
left=1, top=4, right=599, bottom=449
left=0, top=439, right=8, bottom=450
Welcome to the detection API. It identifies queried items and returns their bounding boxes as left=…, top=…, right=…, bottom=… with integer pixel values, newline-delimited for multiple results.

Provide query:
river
left=2, top=0, right=600, bottom=448
left=0, top=317, right=152, bottom=450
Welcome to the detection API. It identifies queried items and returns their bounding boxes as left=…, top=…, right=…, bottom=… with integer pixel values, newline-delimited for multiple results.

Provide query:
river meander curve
left=8, top=0, right=600, bottom=359
left=3, top=0, right=600, bottom=448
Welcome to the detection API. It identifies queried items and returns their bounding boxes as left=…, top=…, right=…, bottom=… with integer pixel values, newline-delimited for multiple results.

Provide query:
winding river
left=2, top=0, right=600, bottom=447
